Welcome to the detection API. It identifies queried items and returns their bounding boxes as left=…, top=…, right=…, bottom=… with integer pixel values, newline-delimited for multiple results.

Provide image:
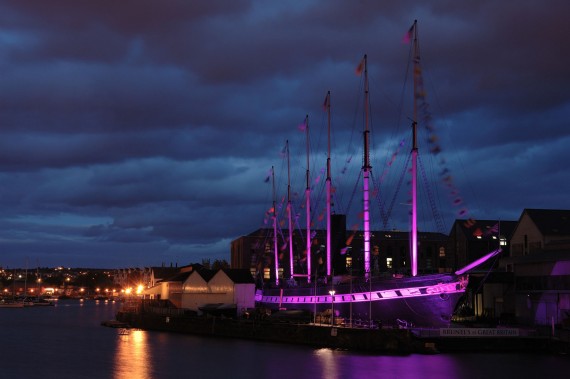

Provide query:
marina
left=2, top=299, right=568, bottom=379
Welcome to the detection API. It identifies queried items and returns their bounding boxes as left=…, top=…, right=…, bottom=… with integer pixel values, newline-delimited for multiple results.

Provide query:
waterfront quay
left=112, top=300, right=570, bottom=355
left=116, top=308, right=416, bottom=355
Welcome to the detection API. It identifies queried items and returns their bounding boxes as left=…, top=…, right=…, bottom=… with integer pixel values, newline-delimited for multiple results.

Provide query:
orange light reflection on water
left=113, top=330, right=151, bottom=379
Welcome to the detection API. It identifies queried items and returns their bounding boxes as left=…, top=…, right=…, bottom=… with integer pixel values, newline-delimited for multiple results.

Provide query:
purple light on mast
left=305, top=115, right=311, bottom=283
left=286, top=140, right=294, bottom=279
left=411, top=146, right=418, bottom=277
left=361, top=55, right=371, bottom=280
left=411, top=20, right=419, bottom=277
left=271, top=166, right=279, bottom=286
left=325, top=91, right=332, bottom=278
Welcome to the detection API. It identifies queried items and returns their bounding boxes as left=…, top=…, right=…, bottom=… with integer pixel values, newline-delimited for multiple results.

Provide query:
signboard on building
left=439, top=328, right=519, bottom=337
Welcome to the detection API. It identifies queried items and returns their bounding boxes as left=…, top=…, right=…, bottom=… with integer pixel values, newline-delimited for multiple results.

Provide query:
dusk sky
left=1, top=1, right=569, bottom=269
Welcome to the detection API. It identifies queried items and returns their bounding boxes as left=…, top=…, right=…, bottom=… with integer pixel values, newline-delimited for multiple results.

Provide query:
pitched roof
left=165, top=271, right=193, bottom=282
left=523, top=209, right=570, bottom=236
left=195, top=267, right=217, bottom=282
left=166, top=267, right=216, bottom=282
left=222, top=268, right=255, bottom=284
left=150, top=267, right=180, bottom=280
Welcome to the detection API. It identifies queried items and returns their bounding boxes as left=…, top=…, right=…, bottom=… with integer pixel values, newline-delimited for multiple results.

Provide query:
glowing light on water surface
left=114, top=330, right=150, bottom=379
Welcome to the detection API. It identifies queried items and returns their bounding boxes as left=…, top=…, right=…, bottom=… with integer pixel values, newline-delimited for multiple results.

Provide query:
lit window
left=386, top=257, right=393, bottom=269
left=263, top=268, right=270, bottom=280
left=439, top=247, right=445, bottom=257
left=500, top=237, right=507, bottom=246
left=346, top=256, right=353, bottom=269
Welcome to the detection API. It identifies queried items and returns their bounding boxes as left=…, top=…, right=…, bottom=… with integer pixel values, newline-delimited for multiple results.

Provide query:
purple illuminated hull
left=256, top=273, right=468, bottom=328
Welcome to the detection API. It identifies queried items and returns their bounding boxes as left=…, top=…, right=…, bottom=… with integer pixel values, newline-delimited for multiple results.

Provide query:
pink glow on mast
left=411, top=20, right=419, bottom=277
left=305, top=115, right=311, bottom=283
left=411, top=143, right=418, bottom=277
left=361, top=55, right=371, bottom=280
left=272, top=166, right=279, bottom=286
left=287, top=140, right=294, bottom=280
left=325, top=91, right=332, bottom=278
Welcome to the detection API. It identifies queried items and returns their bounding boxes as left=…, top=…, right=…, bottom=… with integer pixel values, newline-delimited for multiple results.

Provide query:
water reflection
left=314, top=348, right=340, bottom=379
left=313, top=347, right=467, bottom=379
left=113, top=330, right=151, bottom=379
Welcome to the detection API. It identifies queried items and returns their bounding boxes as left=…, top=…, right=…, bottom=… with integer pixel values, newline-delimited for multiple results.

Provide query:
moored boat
left=255, top=21, right=500, bottom=328
left=0, top=299, right=25, bottom=308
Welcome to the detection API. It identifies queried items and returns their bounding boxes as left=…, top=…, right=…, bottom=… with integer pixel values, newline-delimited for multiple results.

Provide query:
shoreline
left=111, top=310, right=569, bottom=355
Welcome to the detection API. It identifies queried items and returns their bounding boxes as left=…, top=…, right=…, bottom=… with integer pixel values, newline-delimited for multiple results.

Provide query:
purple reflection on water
left=312, top=349, right=566, bottom=379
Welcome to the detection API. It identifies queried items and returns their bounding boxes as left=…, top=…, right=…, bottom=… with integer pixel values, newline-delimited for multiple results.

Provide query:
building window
left=386, top=257, right=393, bottom=269
left=263, top=268, right=270, bottom=280
left=439, top=247, right=445, bottom=257
left=500, top=237, right=507, bottom=246
left=346, top=256, right=353, bottom=269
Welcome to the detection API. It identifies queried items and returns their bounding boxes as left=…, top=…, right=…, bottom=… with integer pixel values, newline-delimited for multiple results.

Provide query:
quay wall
left=116, top=310, right=415, bottom=355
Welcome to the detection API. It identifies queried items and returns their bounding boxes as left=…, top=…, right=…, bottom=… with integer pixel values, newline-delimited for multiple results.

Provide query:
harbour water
left=0, top=300, right=568, bottom=379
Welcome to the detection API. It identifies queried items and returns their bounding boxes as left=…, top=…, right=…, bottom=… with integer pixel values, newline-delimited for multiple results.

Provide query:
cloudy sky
left=0, top=0, right=568, bottom=269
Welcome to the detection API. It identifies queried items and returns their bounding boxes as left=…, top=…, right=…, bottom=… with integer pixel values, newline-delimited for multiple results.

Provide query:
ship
left=254, top=21, right=500, bottom=328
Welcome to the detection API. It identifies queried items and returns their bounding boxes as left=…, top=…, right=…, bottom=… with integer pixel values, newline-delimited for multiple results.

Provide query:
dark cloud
left=0, top=0, right=568, bottom=268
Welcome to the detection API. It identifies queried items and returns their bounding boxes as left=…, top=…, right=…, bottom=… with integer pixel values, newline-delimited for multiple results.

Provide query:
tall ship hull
left=256, top=273, right=467, bottom=328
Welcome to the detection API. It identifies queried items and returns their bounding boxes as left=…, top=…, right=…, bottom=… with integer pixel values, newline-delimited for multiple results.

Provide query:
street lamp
left=329, top=290, right=336, bottom=326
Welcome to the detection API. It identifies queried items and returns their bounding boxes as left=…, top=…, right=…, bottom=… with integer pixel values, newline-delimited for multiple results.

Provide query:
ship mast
left=361, top=55, right=372, bottom=280
left=411, top=20, right=419, bottom=277
left=287, top=140, right=294, bottom=280
left=304, top=115, right=312, bottom=283
left=272, top=166, right=279, bottom=286
left=325, top=91, right=332, bottom=278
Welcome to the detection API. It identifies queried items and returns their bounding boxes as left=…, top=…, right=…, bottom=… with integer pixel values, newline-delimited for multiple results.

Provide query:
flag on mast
left=403, top=22, right=415, bottom=44
left=322, top=92, right=330, bottom=111
left=355, top=56, right=365, bottom=75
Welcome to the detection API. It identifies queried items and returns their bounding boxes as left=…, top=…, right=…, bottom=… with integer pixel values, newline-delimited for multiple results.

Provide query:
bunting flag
left=355, top=56, right=365, bottom=75
left=323, top=92, right=330, bottom=111
left=263, top=167, right=272, bottom=183
left=408, top=28, right=474, bottom=225
left=403, top=22, right=415, bottom=44
left=340, top=155, right=353, bottom=175
left=298, top=118, right=307, bottom=132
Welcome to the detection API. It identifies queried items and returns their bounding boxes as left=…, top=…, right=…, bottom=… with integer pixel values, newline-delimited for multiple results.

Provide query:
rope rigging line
left=385, top=152, right=411, bottom=230
left=345, top=169, right=362, bottom=219
left=417, top=153, right=446, bottom=234
left=369, top=170, right=390, bottom=231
